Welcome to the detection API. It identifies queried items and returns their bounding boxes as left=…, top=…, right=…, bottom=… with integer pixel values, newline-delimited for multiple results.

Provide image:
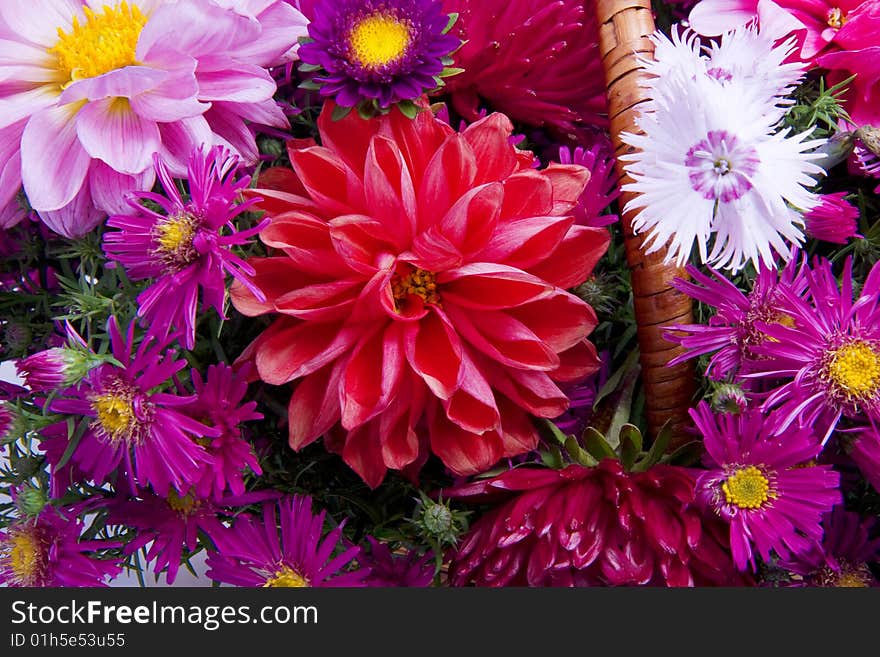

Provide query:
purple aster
left=45, top=317, right=216, bottom=496
left=103, top=146, right=267, bottom=350
left=780, top=506, right=880, bottom=587
left=750, top=257, right=880, bottom=443
left=804, top=192, right=860, bottom=244
left=664, top=251, right=809, bottom=381
left=185, top=363, right=263, bottom=500
left=0, top=505, right=121, bottom=587
left=556, top=143, right=620, bottom=228
left=0, top=402, right=14, bottom=442
left=361, top=537, right=434, bottom=587
left=108, top=488, right=226, bottom=586
left=206, top=495, right=368, bottom=587
left=298, top=0, right=460, bottom=111
left=692, top=401, right=841, bottom=572
left=847, top=426, right=880, bottom=493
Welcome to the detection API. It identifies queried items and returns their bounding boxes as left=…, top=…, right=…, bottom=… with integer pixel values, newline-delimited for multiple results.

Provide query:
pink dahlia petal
left=75, top=97, right=159, bottom=174
left=38, top=182, right=103, bottom=238
left=0, top=0, right=79, bottom=48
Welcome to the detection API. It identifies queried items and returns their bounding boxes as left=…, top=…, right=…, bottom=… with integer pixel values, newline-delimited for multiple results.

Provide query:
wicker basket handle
left=595, top=0, right=696, bottom=442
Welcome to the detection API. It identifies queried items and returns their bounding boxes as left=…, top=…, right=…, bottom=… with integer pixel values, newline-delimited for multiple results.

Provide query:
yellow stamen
left=392, top=267, right=439, bottom=307
left=49, top=2, right=147, bottom=84
left=167, top=489, right=198, bottom=515
left=722, top=465, right=772, bottom=510
left=826, top=7, right=846, bottom=29
left=152, top=213, right=199, bottom=271
left=826, top=341, right=880, bottom=400
left=348, top=13, right=411, bottom=69
left=263, top=565, right=309, bottom=588
left=91, top=392, right=135, bottom=443
left=2, top=528, right=43, bottom=586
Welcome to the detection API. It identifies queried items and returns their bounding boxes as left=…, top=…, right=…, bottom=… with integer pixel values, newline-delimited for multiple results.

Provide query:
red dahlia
left=231, top=101, right=609, bottom=487
left=447, top=460, right=747, bottom=586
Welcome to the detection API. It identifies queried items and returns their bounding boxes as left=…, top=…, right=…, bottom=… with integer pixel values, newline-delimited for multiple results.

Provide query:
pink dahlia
left=692, top=401, right=841, bottom=571
left=230, top=102, right=609, bottom=487
left=103, top=146, right=266, bottom=350
left=205, top=495, right=368, bottom=587
left=664, top=251, right=809, bottom=380
left=0, top=0, right=306, bottom=234
left=437, top=0, right=607, bottom=134
left=447, top=460, right=746, bottom=586
left=750, top=257, right=880, bottom=442
left=45, top=317, right=216, bottom=496
left=0, top=505, right=121, bottom=587
left=184, top=363, right=263, bottom=500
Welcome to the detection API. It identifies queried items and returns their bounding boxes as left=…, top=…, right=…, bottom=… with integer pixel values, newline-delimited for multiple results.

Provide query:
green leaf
left=540, top=446, right=564, bottom=470
left=619, top=424, right=643, bottom=471
left=439, top=66, right=465, bottom=79
left=564, top=436, right=599, bottom=467
left=593, top=347, right=639, bottom=410
left=660, top=440, right=705, bottom=468
left=396, top=100, right=419, bottom=120
left=443, top=12, right=459, bottom=34
left=331, top=103, right=353, bottom=121
left=604, top=363, right=641, bottom=450
left=56, top=418, right=88, bottom=470
left=540, top=418, right=571, bottom=446
left=297, top=62, right=323, bottom=73
left=631, top=421, right=673, bottom=472
left=582, top=427, right=617, bottom=462
left=298, top=79, right=321, bottom=91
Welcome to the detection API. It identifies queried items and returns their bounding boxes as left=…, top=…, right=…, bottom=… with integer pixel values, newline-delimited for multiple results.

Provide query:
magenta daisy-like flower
left=185, top=363, right=263, bottom=500
left=780, top=506, right=880, bottom=587
left=206, top=495, right=368, bottom=587
left=750, top=257, right=880, bottom=442
left=556, top=143, right=620, bottom=228
left=0, top=505, right=121, bottom=587
left=691, top=401, right=841, bottom=572
left=361, top=538, right=434, bottom=587
left=297, top=0, right=460, bottom=113
left=103, top=146, right=266, bottom=350
left=664, top=251, right=809, bottom=380
left=847, top=426, right=880, bottom=492
left=46, top=317, right=216, bottom=496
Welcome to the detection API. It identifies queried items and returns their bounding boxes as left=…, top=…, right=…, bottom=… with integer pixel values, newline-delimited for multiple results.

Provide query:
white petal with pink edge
left=75, top=96, right=160, bottom=174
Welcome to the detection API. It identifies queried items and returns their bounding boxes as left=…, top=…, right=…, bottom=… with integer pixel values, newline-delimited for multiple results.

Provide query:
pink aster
left=0, top=505, right=122, bottom=587
left=44, top=317, right=216, bottom=496
left=205, top=495, right=368, bottom=587
left=0, top=0, right=305, bottom=235
left=804, top=192, right=860, bottom=243
left=664, top=250, right=810, bottom=380
left=438, top=0, right=608, bottom=134
left=692, top=401, right=841, bottom=572
left=184, top=363, right=263, bottom=500
left=556, top=143, right=620, bottom=228
left=749, top=257, right=880, bottom=442
left=103, top=145, right=267, bottom=350
left=847, top=426, right=880, bottom=492
left=230, top=102, right=610, bottom=487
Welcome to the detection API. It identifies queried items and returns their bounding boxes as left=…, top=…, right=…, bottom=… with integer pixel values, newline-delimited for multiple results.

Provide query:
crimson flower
left=231, top=101, right=609, bottom=487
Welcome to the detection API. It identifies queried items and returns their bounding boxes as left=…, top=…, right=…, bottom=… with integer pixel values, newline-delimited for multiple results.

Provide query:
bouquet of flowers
left=1, top=0, right=878, bottom=589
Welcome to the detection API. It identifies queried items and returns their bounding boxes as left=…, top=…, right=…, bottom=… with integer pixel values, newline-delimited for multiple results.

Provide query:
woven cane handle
left=594, top=0, right=696, bottom=442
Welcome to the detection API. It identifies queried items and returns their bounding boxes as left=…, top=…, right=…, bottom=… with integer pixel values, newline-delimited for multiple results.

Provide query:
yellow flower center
left=722, top=465, right=772, bottom=510
left=263, top=565, right=309, bottom=588
left=91, top=392, right=135, bottom=443
left=49, top=2, right=147, bottom=84
left=817, top=562, right=873, bottom=587
left=826, top=7, right=847, bottom=28
left=392, top=267, right=440, bottom=308
left=152, top=213, right=199, bottom=271
left=167, top=489, right=198, bottom=515
left=348, top=13, right=411, bottom=69
left=2, top=528, right=43, bottom=586
left=826, top=341, right=880, bottom=400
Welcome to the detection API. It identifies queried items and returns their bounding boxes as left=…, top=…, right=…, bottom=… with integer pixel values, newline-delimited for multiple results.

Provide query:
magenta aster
left=0, top=505, right=121, bottom=587
left=448, top=460, right=745, bottom=587
left=664, top=251, right=809, bottom=380
left=692, top=401, right=841, bottom=572
left=750, top=257, right=880, bottom=442
left=298, top=0, right=460, bottom=112
left=46, top=317, right=216, bottom=496
left=206, top=495, right=368, bottom=587
left=556, top=143, right=620, bottom=228
left=103, top=146, right=266, bottom=350
left=185, top=363, right=263, bottom=500
left=847, top=426, right=880, bottom=493
left=780, top=506, right=880, bottom=587
left=804, top=192, right=860, bottom=244
left=361, top=538, right=434, bottom=587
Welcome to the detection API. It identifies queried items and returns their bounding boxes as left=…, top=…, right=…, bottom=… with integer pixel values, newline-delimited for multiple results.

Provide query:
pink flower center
left=686, top=130, right=759, bottom=203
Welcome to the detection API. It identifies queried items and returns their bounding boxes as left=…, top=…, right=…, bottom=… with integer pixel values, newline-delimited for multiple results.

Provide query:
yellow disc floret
left=348, top=13, right=411, bottom=69
left=722, top=465, right=772, bottom=510
left=152, top=213, right=199, bottom=271
left=826, top=341, right=880, bottom=400
left=1, top=528, right=44, bottom=586
left=263, top=565, right=309, bottom=588
left=826, top=7, right=847, bottom=29
left=167, top=489, right=199, bottom=516
left=392, top=267, right=439, bottom=307
left=91, top=391, right=136, bottom=443
left=49, top=2, right=147, bottom=84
